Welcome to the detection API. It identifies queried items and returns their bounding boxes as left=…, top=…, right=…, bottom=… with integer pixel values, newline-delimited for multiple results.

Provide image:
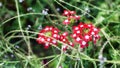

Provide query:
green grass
left=0, top=0, right=120, bottom=68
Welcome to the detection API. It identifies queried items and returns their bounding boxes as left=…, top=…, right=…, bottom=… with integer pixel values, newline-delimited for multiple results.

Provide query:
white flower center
left=94, top=28, right=98, bottom=31
left=52, top=40, right=57, bottom=44
left=41, top=38, right=45, bottom=42
left=53, top=34, right=57, bottom=37
left=85, top=35, right=89, bottom=39
left=75, top=27, right=79, bottom=30
left=82, top=41, right=86, bottom=45
left=76, top=31, right=80, bottom=33
left=73, top=34, right=76, bottom=37
left=45, top=43, right=49, bottom=46
left=76, top=37, right=81, bottom=41
left=88, top=25, right=91, bottom=27
left=54, top=30, right=57, bottom=33
left=63, top=39, right=66, bottom=42
left=65, top=12, right=68, bottom=15
left=45, top=28, right=49, bottom=31
left=65, top=19, right=69, bottom=22
left=80, top=25, right=83, bottom=27
left=91, top=32, right=95, bottom=35
left=47, top=38, right=51, bottom=41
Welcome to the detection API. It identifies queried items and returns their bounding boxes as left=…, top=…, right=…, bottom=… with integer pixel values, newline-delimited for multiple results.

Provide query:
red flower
left=37, top=10, right=100, bottom=50
left=37, top=26, right=60, bottom=49
left=75, top=37, right=82, bottom=43
left=59, top=35, right=68, bottom=43
left=63, top=19, right=70, bottom=25
left=36, top=36, right=46, bottom=44
left=74, top=15, right=80, bottom=20
left=63, top=10, right=70, bottom=16
left=44, top=43, right=50, bottom=49
left=62, top=45, right=68, bottom=51
left=68, top=42, right=74, bottom=47
left=52, top=34, right=60, bottom=39
left=71, top=23, right=100, bottom=48
left=51, top=40, right=57, bottom=45
left=63, top=10, right=76, bottom=16
left=80, top=40, right=88, bottom=48
left=62, top=10, right=80, bottom=25
left=70, top=11, right=76, bottom=15
left=62, top=32, right=68, bottom=37
left=83, top=34, right=91, bottom=42
left=59, top=32, right=74, bottom=51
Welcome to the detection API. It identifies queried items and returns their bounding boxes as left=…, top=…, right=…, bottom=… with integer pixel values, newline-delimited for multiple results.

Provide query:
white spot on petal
left=47, top=38, right=51, bottom=41
left=72, top=34, right=77, bottom=37
left=76, top=31, right=80, bottom=34
left=53, top=34, right=57, bottom=38
left=80, top=25, right=83, bottom=27
left=76, top=37, right=81, bottom=42
left=75, top=27, right=79, bottom=30
left=52, top=40, right=57, bottom=44
left=54, top=30, right=58, bottom=33
left=82, top=41, right=86, bottom=45
left=64, top=11, right=69, bottom=15
left=85, top=35, right=89, bottom=39
left=45, top=43, right=49, bottom=46
left=41, top=38, right=45, bottom=42
left=63, top=39, right=66, bottom=42
left=65, top=19, right=69, bottom=22
left=62, top=45, right=67, bottom=49
left=88, top=25, right=91, bottom=27
left=45, top=28, right=49, bottom=31
left=91, top=32, right=95, bottom=35
left=94, top=28, right=98, bottom=31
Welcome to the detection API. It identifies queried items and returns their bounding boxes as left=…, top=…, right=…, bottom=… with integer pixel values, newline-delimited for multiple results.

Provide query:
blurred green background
left=0, top=0, right=120, bottom=68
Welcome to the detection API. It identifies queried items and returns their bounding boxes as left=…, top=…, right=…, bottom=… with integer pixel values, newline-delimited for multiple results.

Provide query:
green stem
left=15, top=0, right=32, bottom=55
left=56, top=49, right=64, bottom=68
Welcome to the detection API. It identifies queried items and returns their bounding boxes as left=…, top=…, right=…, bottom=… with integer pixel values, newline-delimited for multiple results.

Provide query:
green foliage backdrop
left=0, top=0, right=120, bottom=68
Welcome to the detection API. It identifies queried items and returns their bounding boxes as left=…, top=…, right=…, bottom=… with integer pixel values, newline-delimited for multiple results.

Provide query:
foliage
left=0, top=0, right=120, bottom=68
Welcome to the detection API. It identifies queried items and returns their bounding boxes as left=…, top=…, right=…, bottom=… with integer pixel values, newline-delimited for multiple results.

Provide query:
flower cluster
left=36, top=26, right=60, bottom=49
left=59, top=32, right=74, bottom=51
left=71, top=23, right=100, bottom=48
left=36, top=26, right=74, bottom=49
left=36, top=10, right=100, bottom=50
left=62, top=10, right=80, bottom=25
